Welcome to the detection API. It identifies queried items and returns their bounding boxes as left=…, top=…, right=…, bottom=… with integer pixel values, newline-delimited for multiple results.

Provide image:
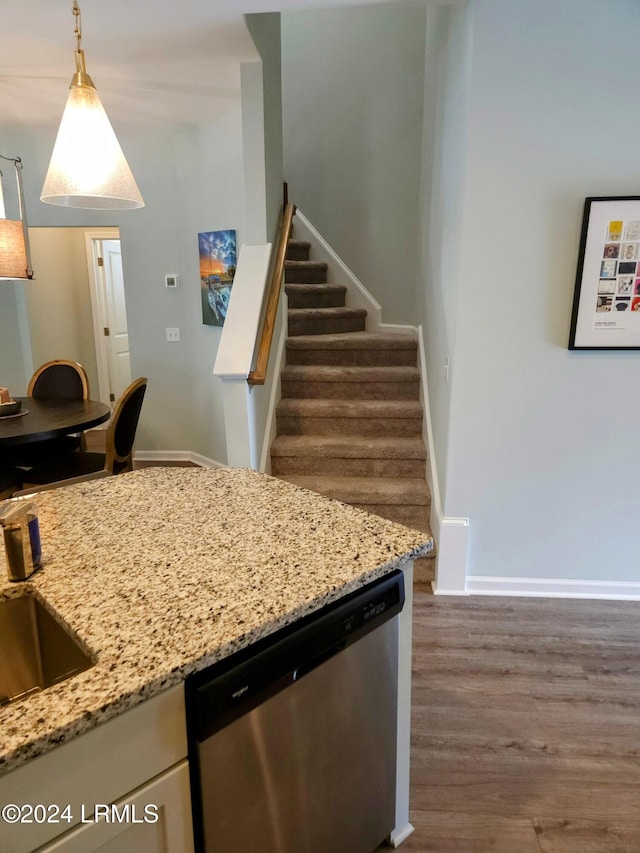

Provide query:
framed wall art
left=569, top=197, right=640, bottom=349
left=199, top=229, right=237, bottom=327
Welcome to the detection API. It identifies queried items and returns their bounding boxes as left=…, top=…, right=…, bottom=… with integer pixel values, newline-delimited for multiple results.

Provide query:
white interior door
left=101, top=240, right=131, bottom=402
left=86, top=231, right=132, bottom=407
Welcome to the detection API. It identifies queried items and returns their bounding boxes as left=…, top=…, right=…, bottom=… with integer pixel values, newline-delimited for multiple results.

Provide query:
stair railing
left=247, top=202, right=296, bottom=385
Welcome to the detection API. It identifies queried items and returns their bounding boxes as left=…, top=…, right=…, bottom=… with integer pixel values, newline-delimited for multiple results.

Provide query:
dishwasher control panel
left=343, top=581, right=402, bottom=634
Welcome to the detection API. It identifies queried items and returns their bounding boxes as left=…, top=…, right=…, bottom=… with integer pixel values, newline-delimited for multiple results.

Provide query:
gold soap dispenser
left=0, top=501, right=42, bottom=581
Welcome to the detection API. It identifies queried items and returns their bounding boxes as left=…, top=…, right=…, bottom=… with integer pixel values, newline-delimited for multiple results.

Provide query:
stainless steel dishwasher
left=185, top=570, right=404, bottom=853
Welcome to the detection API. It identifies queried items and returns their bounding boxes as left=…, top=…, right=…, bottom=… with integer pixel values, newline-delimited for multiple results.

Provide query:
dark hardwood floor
left=401, top=591, right=640, bottom=852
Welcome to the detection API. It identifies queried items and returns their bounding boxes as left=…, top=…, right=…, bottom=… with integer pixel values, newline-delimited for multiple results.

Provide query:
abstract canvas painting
left=199, top=229, right=237, bottom=326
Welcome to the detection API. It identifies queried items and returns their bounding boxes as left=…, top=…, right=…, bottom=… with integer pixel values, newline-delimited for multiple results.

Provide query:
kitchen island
left=0, top=467, right=432, bottom=851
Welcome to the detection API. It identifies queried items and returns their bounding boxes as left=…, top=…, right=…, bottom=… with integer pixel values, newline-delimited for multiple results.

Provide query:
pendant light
left=41, top=1, right=144, bottom=210
left=0, top=155, right=33, bottom=281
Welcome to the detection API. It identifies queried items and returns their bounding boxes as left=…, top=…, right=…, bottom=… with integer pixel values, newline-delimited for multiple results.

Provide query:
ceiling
left=0, top=0, right=397, bottom=130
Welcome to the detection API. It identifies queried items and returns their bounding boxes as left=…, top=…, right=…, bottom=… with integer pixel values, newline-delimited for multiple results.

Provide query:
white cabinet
left=42, top=762, right=193, bottom=853
left=0, top=685, right=193, bottom=853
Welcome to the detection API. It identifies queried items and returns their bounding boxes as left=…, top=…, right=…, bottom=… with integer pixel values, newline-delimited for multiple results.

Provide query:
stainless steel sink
left=0, top=594, right=94, bottom=706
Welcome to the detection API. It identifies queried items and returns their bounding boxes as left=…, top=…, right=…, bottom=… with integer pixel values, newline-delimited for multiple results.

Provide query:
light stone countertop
left=0, top=467, right=432, bottom=776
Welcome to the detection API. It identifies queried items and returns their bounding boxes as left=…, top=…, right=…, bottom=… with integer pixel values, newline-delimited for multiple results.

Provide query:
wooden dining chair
left=30, top=359, right=91, bottom=451
left=10, top=360, right=93, bottom=468
left=22, top=378, right=147, bottom=488
left=28, top=360, right=90, bottom=401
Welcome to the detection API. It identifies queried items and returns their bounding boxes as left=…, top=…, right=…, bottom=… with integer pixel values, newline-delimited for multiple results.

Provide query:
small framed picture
left=569, top=197, right=640, bottom=349
left=198, top=229, right=237, bottom=327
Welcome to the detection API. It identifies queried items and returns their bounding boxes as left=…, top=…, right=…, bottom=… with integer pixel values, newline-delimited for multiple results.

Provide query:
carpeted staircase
left=271, top=235, right=435, bottom=585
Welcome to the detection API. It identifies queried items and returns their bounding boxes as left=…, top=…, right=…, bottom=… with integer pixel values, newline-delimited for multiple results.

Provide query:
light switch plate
left=165, top=274, right=179, bottom=288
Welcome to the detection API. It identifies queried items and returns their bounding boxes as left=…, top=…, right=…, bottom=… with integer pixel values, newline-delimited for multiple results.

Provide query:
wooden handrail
left=247, top=202, right=296, bottom=385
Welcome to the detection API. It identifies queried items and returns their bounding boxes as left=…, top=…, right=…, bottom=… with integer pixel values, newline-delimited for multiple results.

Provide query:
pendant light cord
left=72, top=1, right=89, bottom=79
left=73, top=0, right=82, bottom=50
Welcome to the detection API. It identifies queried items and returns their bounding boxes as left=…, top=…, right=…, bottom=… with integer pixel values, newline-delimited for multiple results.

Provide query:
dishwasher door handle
left=293, top=640, right=346, bottom=681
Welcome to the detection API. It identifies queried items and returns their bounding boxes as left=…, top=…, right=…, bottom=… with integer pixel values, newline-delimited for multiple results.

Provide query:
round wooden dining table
left=0, top=397, right=111, bottom=448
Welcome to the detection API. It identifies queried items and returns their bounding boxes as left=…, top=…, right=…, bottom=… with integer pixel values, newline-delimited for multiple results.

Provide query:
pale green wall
left=281, top=4, right=426, bottom=325
left=245, top=13, right=284, bottom=246
left=417, top=3, right=472, bottom=511
left=0, top=284, right=28, bottom=393
left=429, top=0, right=640, bottom=583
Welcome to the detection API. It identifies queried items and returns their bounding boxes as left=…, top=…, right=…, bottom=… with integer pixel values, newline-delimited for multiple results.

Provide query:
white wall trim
left=292, top=210, right=382, bottom=329
left=430, top=516, right=469, bottom=595
left=416, top=324, right=468, bottom=594
left=467, top=576, right=640, bottom=601
left=133, top=450, right=225, bottom=469
left=390, top=560, right=414, bottom=849
left=378, top=322, right=418, bottom=337
left=389, top=823, right=416, bottom=849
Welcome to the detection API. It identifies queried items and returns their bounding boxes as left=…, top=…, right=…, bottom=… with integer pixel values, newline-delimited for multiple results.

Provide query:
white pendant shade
left=41, top=81, right=144, bottom=210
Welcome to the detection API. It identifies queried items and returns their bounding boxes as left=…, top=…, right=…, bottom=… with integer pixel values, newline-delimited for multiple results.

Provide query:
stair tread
left=285, top=260, right=327, bottom=269
left=285, top=283, right=346, bottom=292
left=287, top=240, right=311, bottom=248
left=276, top=398, right=423, bottom=417
left=288, top=307, right=367, bottom=318
left=282, top=365, right=420, bottom=381
left=271, top=435, right=426, bottom=459
left=282, top=475, right=431, bottom=504
left=286, top=331, right=417, bottom=350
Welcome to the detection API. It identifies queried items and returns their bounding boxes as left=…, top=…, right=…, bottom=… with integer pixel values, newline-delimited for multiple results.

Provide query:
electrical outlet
left=166, top=327, right=180, bottom=342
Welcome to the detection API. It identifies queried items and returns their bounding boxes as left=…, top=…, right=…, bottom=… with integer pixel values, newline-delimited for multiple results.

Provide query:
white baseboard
left=378, top=322, right=418, bottom=337
left=133, top=450, right=226, bottom=469
left=466, top=575, right=640, bottom=600
left=388, top=822, right=415, bottom=848
left=430, top=515, right=469, bottom=595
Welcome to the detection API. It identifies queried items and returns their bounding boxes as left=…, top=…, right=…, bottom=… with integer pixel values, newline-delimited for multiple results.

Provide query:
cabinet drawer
left=0, top=685, right=187, bottom=852
left=41, top=762, right=193, bottom=853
